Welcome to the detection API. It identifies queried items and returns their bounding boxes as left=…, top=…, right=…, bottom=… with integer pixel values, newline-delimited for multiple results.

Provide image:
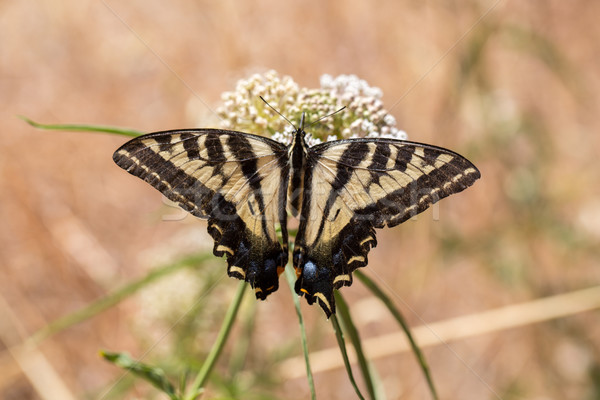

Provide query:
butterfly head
left=292, top=112, right=309, bottom=149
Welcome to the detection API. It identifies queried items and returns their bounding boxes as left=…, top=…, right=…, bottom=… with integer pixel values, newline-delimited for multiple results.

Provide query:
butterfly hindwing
left=113, top=129, right=290, bottom=298
left=293, top=139, right=481, bottom=316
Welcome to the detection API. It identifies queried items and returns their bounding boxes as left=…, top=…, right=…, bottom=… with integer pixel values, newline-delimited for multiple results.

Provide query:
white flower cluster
left=320, top=73, right=383, bottom=101
left=218, top=70, right=300, bottom=135
left=317, top=74, right=407, bottom=140
left=216, top=70, right=407, bottom=144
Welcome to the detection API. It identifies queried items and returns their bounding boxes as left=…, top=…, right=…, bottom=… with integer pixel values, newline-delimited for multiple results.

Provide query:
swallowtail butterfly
left=113, top=113, right=480, bottom=316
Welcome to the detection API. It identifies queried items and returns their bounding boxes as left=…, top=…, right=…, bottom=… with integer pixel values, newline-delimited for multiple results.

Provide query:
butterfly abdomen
left=287, top=127, right=309, bottom=217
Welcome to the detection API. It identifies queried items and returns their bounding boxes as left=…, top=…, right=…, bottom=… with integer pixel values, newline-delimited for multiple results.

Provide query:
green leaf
left=355, top=270, right=438, bottom=400
left=331, top=315, right=366, bottom=400
left=335, top=292, right=377, bottom=400
left=284, top=265, right=316, bottom=400
left=19, top=115, right=143, bottom=137
left=100, top=351, right=178, bottom=399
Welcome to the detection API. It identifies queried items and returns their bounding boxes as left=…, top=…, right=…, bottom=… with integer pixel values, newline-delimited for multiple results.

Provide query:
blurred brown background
left=1, top=1, right=599, bottom=399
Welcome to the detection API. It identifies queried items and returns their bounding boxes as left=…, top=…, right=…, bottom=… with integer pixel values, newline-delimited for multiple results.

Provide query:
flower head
left=216, top=71, right=407, bottom=144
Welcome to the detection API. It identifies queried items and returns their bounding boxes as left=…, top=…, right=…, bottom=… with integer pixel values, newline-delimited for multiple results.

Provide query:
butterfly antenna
left=259, top=96, right=297, bottom=130
left=306, top=106, right=346, bottom=129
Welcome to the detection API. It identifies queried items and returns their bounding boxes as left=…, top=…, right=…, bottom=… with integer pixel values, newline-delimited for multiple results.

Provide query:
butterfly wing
left=293, top=139, right=480, bottom=316
left=113, top=129, right=290, bottom=299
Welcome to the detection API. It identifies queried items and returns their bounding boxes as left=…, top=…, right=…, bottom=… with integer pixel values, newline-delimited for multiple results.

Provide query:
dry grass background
left=1, top=1, right=600, bottom=399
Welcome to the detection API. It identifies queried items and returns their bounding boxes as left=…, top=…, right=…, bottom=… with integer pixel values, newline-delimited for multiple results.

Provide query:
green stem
left=284, top=266, right=316, bottom=400
left=331, top=315, right=365, bottom=400
left=335, top=293, right=376, bottom=399
left=19, top=116, right=143, bottom=137
left=183, top=281, right=247, bottom=400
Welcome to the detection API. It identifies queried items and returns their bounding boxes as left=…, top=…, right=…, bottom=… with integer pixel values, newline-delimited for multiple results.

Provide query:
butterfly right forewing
left=292, top=138, right=480, bottom=316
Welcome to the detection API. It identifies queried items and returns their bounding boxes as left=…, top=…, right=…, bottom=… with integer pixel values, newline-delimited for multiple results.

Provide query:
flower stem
left=183, top=281, right=247, bottom=400
left=284, top=266, right=316, bottom=400
left=331, top=315, right=365, bottom=400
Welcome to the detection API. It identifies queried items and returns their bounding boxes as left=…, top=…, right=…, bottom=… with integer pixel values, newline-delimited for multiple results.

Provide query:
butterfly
left=113, top=113, right=480, bottom=317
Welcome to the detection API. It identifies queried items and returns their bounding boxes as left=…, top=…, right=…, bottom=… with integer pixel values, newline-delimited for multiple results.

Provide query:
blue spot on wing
left=304, top=261, right=317, bottom=280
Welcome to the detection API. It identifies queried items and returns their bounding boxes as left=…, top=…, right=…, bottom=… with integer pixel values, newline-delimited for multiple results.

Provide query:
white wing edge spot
left=333, top=274, right=352, bottom=284
left=229, top=266, right=246, bottom=278
left=451, top=173, right=464, bottom=183
left=313, top=292, right=332, bottom=313
left=209, top=223, right=223, bottom=234
left=360, top=236, right=375, bottom=246
left=347, top=255, right=365, bottom=264
left=216, top=244, right=234, bottom=255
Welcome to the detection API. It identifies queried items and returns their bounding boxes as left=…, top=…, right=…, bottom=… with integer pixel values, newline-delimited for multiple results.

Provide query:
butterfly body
left=113, top=117, right=480, bottom=317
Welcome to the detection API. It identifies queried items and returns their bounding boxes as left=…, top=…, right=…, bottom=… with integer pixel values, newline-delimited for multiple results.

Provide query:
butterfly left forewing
left=293, top=139, right=480, bottom=316
left=113, top=129, right=290, bottom=299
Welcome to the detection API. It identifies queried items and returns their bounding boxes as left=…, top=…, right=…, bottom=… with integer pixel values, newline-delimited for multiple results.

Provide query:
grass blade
left=334, top=292, right=377, bottom=399
left=19, top=116, right=143, bottom=137
left=355, top=270, right=438, bottom=400
left=330, top=315, right=365, bottom=400
left=284, top=266, right=316, bottom=400
left=184, top=281, right=247, bottom=400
